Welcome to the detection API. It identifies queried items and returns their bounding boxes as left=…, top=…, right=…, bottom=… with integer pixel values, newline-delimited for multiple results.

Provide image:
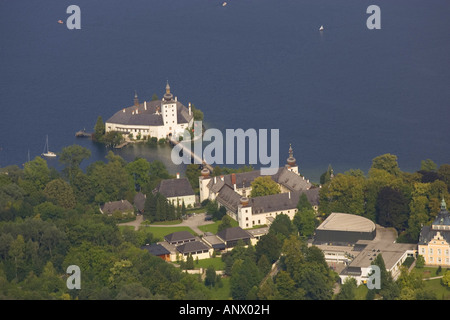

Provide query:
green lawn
left=139, top=226, right=198, bottom=241
left=198, top=219, right=239, bottom=234
left=208, top=277, right=231, bottom=300
left=194, top=257, right=225, bottom=270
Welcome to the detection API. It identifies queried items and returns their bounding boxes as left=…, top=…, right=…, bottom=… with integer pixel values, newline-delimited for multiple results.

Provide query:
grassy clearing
left=139, top=226, right=198, bottom=240
left=194, top=257, right=225, bottom=270
left=208, top=277, right=231, bottom=300
left=198, top=219, right=239, bottom=234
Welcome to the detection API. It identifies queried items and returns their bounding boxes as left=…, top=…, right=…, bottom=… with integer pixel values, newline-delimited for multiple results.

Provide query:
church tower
left=162, top=81, right=178, bottom=135
left=286, top=144, right=299, bottom=175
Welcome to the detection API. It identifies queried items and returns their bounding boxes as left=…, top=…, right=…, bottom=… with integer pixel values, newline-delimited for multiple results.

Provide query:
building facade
left=199, top=145, right=319, bottom=228
left=105, top=82, right=194, bottom=140
left=418, top=199, right=450, bottom=267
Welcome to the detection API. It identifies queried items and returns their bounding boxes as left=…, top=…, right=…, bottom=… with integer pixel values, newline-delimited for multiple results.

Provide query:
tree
left=375, top=186, right=408, bottom=231
left=269, top=214, right=296, bottom=242
left=185, top=254, right=194, bottom=270
left=191, top=104, right=204, bottom=121
left=320, top=164, right=334, bottom=185
left=442, top=270, right=450, bottom=288
left=126, top=158, right=151, bottom=191
left=255, top=232, right=282, bottom=264
left=438, top=164, right=450, bottom=192
left=185, top=164, right=201, bottom=191
left=293, top=208, right=316, bottom=238
left=59, top=145, right=91, bottom=182
left=151, top=93, right=159, bottom=101
left=319, top=173, right=365, bottom=216
left=93, top=116, right=106, bottom=142
left=217, top=214, right=233, bottom=232
left=250, top=176, right=280, bottom=198
left=336, top=277, right=357, bottom=300
left=9, top=235, right=25, bottom=281
left=420, top=159, right=437, bottom=172
left=371, top=153, right=400, bottom=176
left=43, top=179, right=76, bottom=209
left=297, top=193, right=313, bottom=212
left=205, top=265, right=217, bottom=287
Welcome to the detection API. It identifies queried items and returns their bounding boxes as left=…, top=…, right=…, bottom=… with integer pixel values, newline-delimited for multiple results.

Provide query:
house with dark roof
left=100, top=200, right=134, bottom=216
left=155, top=175, right=196, bottom=208
left=176, top=241, right=212, bottom=260
left=105, top=82, right=194, bottom=140
left=217, top=227, right=253, bottom=249
left=141, top=243, right=171, bottom=261
left=134, top=192, right=146, bottom=214
left=164, top=231, right=196, bottom=245
left=418, top=199, right=450, bottom=267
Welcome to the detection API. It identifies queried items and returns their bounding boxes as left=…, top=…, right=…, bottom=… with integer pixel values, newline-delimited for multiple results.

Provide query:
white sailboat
left=42, top=135, right=57, bottom=157
left=319, top=25, right=324, bottom=31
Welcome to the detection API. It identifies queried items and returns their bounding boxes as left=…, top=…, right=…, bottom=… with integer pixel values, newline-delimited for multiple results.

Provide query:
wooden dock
left=75, top=129, right=92, bottom=138
left=114, top=141, right=130, bottom=149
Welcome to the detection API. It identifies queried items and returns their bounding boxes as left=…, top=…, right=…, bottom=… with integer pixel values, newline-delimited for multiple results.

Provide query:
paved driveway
left=118, top=212, right=215, bottom=236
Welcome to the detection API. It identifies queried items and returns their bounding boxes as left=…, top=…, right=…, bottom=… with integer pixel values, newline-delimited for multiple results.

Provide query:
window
left=421, top=248, right=425, bottom=254
left=430, top=248, right=433, bottom=255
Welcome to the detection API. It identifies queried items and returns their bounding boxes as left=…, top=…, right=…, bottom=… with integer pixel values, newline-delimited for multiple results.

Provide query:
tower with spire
left=161, top=81, right=178, bottom=135
left=285, top=144, right=299, bottom=175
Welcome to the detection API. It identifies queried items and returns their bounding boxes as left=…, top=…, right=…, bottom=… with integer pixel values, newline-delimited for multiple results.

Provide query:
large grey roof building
left=105, top=82, right=194, bottom=140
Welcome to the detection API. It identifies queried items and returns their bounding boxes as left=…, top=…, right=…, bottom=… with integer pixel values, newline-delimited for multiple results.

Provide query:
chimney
left=123, top=109, right=126, bottom=113
left=220, top=175, right=224, bottom=181
left=288, top=192, right=291, bottom=199
left=144, top=101, right=147, bottom=110
left=136, top=109, right=138, bottom=114
left=175, top=96, right=177, bottom=102
left=176, top=172, right=180, bottom=179
left=188, top=102, right=191, bottom=116
left=231, top=173, right=236, bottom=185
left=214, top=176, right=217, bottom=184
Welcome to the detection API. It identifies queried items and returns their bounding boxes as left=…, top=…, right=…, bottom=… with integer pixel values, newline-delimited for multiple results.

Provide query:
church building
left=105, top=82, right=194, bottom=140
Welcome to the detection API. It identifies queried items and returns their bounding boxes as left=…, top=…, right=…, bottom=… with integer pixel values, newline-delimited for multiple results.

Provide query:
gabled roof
left=164, top=231, right=195, bottom=243
left=217, top=227, right=252, bottom=242
left=100, top=200, right=134, bottom=214
left=134, top=192, right=146, bottom=212
left=141, top=243, right=170, bottom=256
left=176, top=241, right=210, bottom=254
left=106, top=100, right=193, bottom=126
left=156, top=177, right=195, bottom=198
left=272, top=167, right=312, bottom=191
left=216, top=185, right=242, bottom=212
left=249, top=191, right=300, bottom=214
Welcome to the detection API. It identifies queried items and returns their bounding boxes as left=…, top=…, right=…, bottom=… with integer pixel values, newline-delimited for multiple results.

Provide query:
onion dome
left=240, top=196, right=249, bottom=207
left=287, top=144, right=296, bottom=167
left=163, top=81, right=174, bottom=101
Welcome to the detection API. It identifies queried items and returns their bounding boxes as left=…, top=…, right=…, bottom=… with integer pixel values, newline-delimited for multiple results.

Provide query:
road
left=118, top=212, right=214, bottom=236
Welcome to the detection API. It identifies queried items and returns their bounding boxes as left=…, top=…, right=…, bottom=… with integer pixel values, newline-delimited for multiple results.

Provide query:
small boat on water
left=58, top=20, right=64, bottom=24
left=222, top=2, right=227, bottom=6
left=319, top=25, right=324, bottom=31
left=42, top=135, right=57, bottom=158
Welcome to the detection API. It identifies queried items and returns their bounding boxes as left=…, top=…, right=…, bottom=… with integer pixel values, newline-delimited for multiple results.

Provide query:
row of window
left=428, top=257, right=450, bottom=264
left=421, top=247, right=450, bottom=256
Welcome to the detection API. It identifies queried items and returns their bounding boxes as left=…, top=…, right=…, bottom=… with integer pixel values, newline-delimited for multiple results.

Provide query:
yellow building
left=418, top=199, right=450, bottom=266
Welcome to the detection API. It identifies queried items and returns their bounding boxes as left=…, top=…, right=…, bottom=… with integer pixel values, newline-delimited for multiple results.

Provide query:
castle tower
left=199, top=161, right=212, bottom=203
left=162, top=81, right=178, bottom=134
left=286, top=144, right=299, bottom=175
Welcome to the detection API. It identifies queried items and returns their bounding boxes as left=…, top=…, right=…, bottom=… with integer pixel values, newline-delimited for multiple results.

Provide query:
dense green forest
left=319, top=154, right=450, bottom=243
left=0, top=147, right=449, bottom=300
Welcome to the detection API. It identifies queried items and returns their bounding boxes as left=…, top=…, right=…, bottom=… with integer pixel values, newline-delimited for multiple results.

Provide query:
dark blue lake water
left=1, top=0, right=449, bottom=182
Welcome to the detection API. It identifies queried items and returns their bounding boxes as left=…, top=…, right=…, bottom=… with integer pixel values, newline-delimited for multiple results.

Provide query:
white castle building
left=105, top=82, right=194, bottom=140
left=199, top=145, right=320, bottom=229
